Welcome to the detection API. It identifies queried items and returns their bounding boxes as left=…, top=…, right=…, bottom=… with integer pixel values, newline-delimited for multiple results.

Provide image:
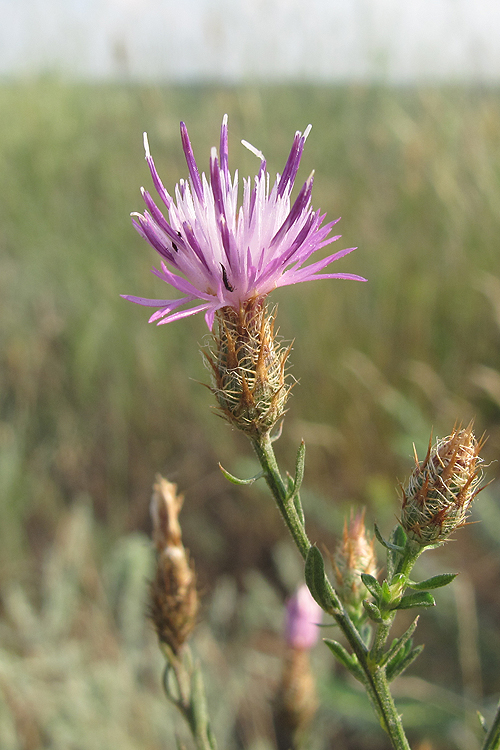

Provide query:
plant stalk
left=252, top=431, right=411, bottom=750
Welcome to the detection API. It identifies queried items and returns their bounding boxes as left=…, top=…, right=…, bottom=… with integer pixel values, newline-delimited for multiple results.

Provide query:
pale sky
left=1, top=0, right=500, bottom=82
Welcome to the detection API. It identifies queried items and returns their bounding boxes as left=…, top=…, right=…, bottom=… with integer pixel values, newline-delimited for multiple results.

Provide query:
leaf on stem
left=386, top=644, right=424, bottom=681
left=477, top=711, right=488, bottom=735
left=374, top=523, right=405, bottom=554
left=362, top=599, right=383, bottom=623
left=218, top=463, right=265, bottom=485
left=380, top=616, right=419, bottom=667
left=408, top=573, right=457, bottom=591
left=324, top=639, right=364, bottom=681
left=361, top=573, right=383, bottom=600
left=394, top=591, right=435, bottom=610
left=305, top=545, right=333, bottom=611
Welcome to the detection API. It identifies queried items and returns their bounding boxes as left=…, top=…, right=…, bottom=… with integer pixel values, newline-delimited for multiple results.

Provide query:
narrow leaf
left=395, top=591, right=435, bottom=610
left=409, top=573, right=457, bottom=591
left=218, top=463, right=264, bottom=485
left=305, top=545, right=332, bottom=611
left=387, top=644, right=424, bottom=681
left=294, top=440, right=306, bottom=490
left=477, top=711, right=488, bottom=735
left=324, top=639, right=364, bottom=681
left=386, top=525, right=406, bottom=580
left=381, top=616, right=419, bottom=667
left=361, top=573, right=382, bottom=600
left=362, top=599, right=383, bottom=623
left=293, top=491, right=305, bottom=526
left=285, top=473, right=295, bottom=495
left=374, top=523, right=405, bottom=553
left=392, top=524, right=407, bottom=548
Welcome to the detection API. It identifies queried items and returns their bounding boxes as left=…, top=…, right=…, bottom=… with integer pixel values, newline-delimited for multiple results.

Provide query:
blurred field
left=1, top=79, right=500, bottom=749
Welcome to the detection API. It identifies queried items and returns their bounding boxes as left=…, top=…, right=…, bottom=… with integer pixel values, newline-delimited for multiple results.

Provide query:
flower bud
left=149, top=476, right=198, bottom=653
left=274, top=586, right=322, bottom=747
left=285, top=584, right=323, bottom=651
left=205, top=298, right=292, bottom=436
left=331, top=509, right=378, bottom=620
left=400, top=424, right=485, bottom=546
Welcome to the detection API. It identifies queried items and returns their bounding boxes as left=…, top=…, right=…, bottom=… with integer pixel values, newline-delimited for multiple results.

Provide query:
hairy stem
left=251, top=432, right=411, bottom=750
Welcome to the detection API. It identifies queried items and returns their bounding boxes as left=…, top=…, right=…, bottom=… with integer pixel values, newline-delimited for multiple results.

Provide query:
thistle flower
left=122, top=115, right=365, bottom=330
left=149, top=476, right=198, bottom=654
left=331, top=509, right=378, bottom=620
left=400, top=424, right=485, bottom=546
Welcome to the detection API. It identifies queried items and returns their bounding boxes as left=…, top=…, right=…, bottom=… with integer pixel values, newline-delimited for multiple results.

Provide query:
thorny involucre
left=400, top=425, right=485, bottom=546
left=122, top=115, right=365, bottom=329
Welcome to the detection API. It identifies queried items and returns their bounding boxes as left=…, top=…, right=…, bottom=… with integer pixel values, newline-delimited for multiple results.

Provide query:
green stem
left=251, top=431, right=411, bottom=750
left=372, top=668, right=411, bottom=749
left=370, top=547, right=422, bottom=663
left=483, top=699, right=500, bottom=750
left=370, top=618, right=395, bottom=664
left=251, top=432, right=311, bottom=559
left=162, top=646, right=217, bottom=750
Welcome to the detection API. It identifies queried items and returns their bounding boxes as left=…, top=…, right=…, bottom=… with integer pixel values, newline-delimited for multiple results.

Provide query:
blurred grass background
left=2, top=79, right=500, bottom=749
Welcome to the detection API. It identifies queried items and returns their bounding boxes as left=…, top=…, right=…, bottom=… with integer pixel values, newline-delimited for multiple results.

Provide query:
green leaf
left=362, top=599, right=383, bottom=623
left=381, top=616, right=419, bottom=667
left=361, top=573, right=382, bottom=600
left=477, top=711, right=488, bottom=735
left=293, top=440, right=306, bottom=494
left=392, top=524, right=407, bottom=548
left=374, top=523, right=405, bottom=553
left=408, top=573, right=457, bottom=591
left=293, top=492, right=305, bottom=526
left=218, top=463, right=264, bottom=485
left=386, top=644, right=424, bottom=681
left=305, top=546, right=332, bottom=611
left=285, top=473, right=295, bottom=495
left=386, top=525, right=407, bottom=580
left=324, top=639, right=364, bottom=682
left=394, top=591, right=435, bottom=610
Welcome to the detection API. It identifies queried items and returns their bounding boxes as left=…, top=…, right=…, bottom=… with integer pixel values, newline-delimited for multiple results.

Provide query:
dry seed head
left=331, top=509, right=378, bottom=616
left=400, top=424, right=485, bottom=546
left=149, top=476, right=199, bottom=653
left=204, top=298, right=292, bottom=436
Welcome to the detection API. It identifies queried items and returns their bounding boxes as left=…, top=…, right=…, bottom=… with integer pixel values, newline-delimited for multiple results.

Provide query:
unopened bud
left=205, top=298, right=292, bottom=436
left=285, top=584, right=323, bottom=651
left=274, top=585, right=321, bottom=747
left=401, top=424, right=485, bottom=546
left=331, top=509, right=378, bottom=619
left=149, top=476, right=198, bottom=653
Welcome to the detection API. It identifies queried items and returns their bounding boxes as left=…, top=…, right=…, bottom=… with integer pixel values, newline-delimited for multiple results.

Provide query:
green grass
left=2, top=79, right=500, bottom=748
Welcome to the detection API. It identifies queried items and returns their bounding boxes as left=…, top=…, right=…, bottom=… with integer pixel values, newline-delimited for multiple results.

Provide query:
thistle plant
left=124, top=117, right=500, bottom=750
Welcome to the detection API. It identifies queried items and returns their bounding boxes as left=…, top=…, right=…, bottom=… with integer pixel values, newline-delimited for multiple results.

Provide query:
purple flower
left=122, top=116, right=365, bottom=329
left=285, top=585, right=323, bottom=651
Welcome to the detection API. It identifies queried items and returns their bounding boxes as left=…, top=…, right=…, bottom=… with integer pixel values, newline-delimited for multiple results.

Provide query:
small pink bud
left=285, top=584, right=323, bottom=650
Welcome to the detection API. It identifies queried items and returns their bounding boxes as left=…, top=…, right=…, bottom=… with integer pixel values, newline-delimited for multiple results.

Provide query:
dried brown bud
left=149, top=476, right=199, bottom=653
left=274, top=649, right=318, bottom=749
left=400, top=424, right=485, bottom=546
left=204, top=298, right=292, bottom=436
left=331, top=509, right=378, bottom=619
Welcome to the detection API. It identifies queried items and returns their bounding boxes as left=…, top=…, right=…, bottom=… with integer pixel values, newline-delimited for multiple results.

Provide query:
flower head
left=331, top=509, right=378, bottom=621
left=122, top=115, right=365, bottom=329
left=149, top=475, right=198, bottom=653
left=400, top=424, right=485, bottom=546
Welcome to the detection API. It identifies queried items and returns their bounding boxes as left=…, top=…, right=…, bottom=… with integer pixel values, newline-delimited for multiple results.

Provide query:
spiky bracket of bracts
left=204, top=298, right=293, bottom=436
left=400, top=423, right=486, bottom=546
